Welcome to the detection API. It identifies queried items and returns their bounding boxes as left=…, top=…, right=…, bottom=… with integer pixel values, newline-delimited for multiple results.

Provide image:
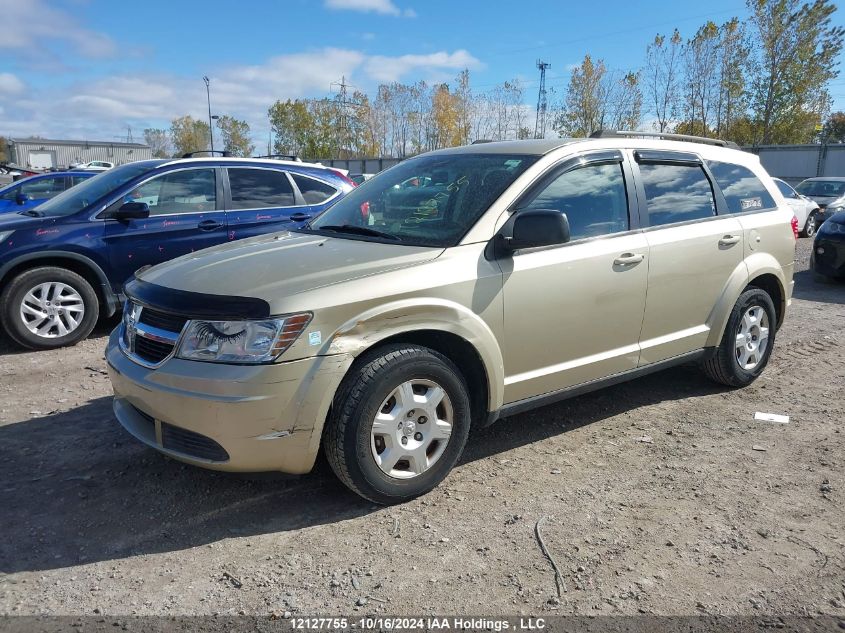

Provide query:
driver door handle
left=197, top=219, right=223, bottom=231
left=719, top=234, right=741, bottom=246
left=289, top=212, right=312, bottom=222
left=614, top=252, right=645, bottom=266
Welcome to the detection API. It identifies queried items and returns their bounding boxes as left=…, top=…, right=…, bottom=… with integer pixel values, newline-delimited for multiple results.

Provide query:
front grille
left=161, top=422, right=229, bottom=462
left=138, top=308, right=188, bottom=333
left=135, top=335, right=175, bottom=364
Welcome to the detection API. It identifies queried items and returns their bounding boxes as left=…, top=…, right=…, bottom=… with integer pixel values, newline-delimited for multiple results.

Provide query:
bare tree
left=644, top=30, right=683, bottom=132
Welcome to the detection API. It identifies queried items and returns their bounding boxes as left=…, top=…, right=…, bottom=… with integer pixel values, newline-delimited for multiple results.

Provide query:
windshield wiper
left=21, top=209, right=44, bottom=217
left=317, top=224, right=401, bottom=241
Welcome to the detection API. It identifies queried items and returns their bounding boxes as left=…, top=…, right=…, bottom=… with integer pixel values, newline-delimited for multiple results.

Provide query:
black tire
left=801, top=211, right=818, bottom=238
left=324, top=344, right=471, bottom=504
left=701, top=287, right=777, bottom=387
left=0, top=267, right=99, bottom=350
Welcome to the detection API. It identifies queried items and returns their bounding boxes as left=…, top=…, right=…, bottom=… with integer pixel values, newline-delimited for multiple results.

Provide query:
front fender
left=326, top=297, right=505, bottom=412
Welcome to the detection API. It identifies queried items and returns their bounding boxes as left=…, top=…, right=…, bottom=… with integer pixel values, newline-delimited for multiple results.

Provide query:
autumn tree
left=824, top=111, right=845, bottom=142
left=143, top=128, right=171, bottom=158
left=644, top=30, right=683, bottom=132
left=0, top=136, right=7, bottom=163
left=216, top=116, right=254, bottom=157
left=714, top=18, right=750, bottom=138
left=746, top=0, right=844, bottom=144
left=170, top=116, right=209, bottom=157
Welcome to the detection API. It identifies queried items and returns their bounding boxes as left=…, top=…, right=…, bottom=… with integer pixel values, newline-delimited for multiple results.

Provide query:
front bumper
left=106, top=328, right=352, bottom=473
left=811, top=235, right=845, bottom=279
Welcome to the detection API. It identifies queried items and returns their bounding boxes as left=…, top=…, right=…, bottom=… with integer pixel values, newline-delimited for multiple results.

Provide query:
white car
left=75, top=160, right=114, bottom=172
left=773, top=178, right=820, bottom=237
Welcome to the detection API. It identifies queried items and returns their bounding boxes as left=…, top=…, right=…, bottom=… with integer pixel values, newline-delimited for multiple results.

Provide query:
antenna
left=534, top=60, right=551, bottom=139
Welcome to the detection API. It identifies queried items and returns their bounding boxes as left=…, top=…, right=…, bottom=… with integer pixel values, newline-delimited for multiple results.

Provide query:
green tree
left=216, top=116, right=254, bottom=157
left=170, top=116, right=210, bottom=157
left=0, top=136, right=7, bottom=163
left=747, top=0, right=844, bottom=144
left=824, top=111, right=845, bottom=142
left=143, top=128, right=171, bottom=158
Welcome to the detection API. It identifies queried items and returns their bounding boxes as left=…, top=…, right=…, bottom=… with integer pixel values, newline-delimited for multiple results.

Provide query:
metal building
left=6, top=138, right=152, bottom=170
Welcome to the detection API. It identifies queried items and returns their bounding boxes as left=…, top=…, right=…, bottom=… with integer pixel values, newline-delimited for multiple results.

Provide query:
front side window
left=228, top=168, right=295, bottom=209
left=306, top=153, right=538, bottom=247
left=707, top=161, right=775, bottom=213
left=292, top=174, right=337, bottom=204
left=126, top=169, right=216, bottom=216
left=639, top=163, right=716, bottom=227
left=20, top=177, right=66, bottom=199
left=523, top=162, right=629, bottom=240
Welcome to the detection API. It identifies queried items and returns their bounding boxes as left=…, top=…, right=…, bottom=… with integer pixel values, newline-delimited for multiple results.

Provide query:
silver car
left=795, top=177, right=845, bottom=228
left=772, top=177, right=821, bottom=237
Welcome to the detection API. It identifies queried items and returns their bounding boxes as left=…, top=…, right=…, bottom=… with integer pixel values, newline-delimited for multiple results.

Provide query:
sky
left=1, top=0, right=844, bottom=146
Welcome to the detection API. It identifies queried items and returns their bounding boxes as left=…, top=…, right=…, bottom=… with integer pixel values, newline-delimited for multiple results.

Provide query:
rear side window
left=524, top=162, right=629, bottom=240
left=229, top=168, right=295, bottom=209
left=639, top=163, right=716, bottom=227
left=707, top=161, right=775, bottom=213
left=292, top=174, right=338, bottom=204
left=71, top=176, right=89, bottom=186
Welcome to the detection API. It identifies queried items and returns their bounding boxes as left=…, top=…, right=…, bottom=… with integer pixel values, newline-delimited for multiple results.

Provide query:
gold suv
left=106, top=132, right=795, bottom=503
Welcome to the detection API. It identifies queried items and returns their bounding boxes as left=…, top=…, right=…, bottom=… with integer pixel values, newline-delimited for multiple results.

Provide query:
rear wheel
left=324, top=344, right=471, bottom=504
left=0, top=267, right=99, bottom=350
left=801, top=211, right=818, bottom=238
left=701, top=288, right=776, bottom=387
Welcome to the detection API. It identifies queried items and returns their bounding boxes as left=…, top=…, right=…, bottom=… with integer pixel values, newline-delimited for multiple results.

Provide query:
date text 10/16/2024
left=291, top=617, right=547, bottom=631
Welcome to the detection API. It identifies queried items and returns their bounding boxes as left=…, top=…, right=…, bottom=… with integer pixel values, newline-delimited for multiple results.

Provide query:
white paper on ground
left=754, top=412, right=790, bottom=424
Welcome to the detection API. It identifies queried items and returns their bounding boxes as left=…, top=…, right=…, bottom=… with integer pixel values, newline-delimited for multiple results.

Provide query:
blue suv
left=0, top=171, right=95, bottom=213
left=0, top=157, right=354, bottom=349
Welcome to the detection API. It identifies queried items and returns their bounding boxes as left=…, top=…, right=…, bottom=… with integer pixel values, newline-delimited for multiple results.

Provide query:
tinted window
left=308, top=154, right=537, bottom=247
left=292, top=174, right=337, bottom=204
left=707, top=161, right=776, bottom=213
left=20, top=176, right=66, bottom=199
left=127, top=169, right=216, bottom=216
left=229, top=168, right=295, bottom=209
left=639, top=163, right=716, bottom=226
left=524, top=162, right=628, bottom=240
left=71, top=176, right=89, bottom=186
left=796, top=180, right=845, bottom=197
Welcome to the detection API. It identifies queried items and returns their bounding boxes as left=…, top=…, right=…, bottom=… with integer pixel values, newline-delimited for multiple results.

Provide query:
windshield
left=33, top=162, right=162, bottom=217
left=305, top=153, right=538, bottom=247
left=796, top=180, right=845, bottom=198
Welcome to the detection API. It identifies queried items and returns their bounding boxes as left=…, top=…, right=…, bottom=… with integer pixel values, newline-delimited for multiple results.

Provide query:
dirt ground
left=0, top=237, right=843, bottom=620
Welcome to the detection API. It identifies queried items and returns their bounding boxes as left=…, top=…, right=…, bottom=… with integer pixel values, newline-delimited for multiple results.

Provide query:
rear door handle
left=197, top=219, right=223, bottom=231
left=719, top=234, right=741, bottom=246
left=613, top=252, right=645, bottom=266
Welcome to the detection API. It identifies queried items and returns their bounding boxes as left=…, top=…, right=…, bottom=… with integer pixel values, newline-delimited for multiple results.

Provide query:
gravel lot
left=0, top=238, right=843, bottom=619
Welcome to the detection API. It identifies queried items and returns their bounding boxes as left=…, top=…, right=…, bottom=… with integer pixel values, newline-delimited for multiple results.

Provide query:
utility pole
left=534, top=60, right=551, bottom=139
left=203, top=75, right=214, bottom=152
left=331, top=76, right=361, bottom=158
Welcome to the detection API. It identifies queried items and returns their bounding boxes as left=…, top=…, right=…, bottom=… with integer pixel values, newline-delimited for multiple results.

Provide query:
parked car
left=772, top=178, right=820, bottom=237
left=350, top=173, right=375, bottom=185
left=795, top=177, right=845, bottom=226
left=0, top=157, right=354, bottom=350
left=75, top=161, right=115, bottom=172
left=811, top=210, right=845, bottom=281
left=0, top=171, right=95, bottom=213
left=104, top=132, right=795, bottom=503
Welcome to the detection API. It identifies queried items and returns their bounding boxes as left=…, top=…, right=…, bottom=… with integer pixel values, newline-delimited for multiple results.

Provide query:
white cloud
left=364, top=50, right=482, bottom=83
left=0, top=0, right=116, bottom=59
left=0, top=73, right=25, bottom=96
left=324, top=0, right=415, bottom=17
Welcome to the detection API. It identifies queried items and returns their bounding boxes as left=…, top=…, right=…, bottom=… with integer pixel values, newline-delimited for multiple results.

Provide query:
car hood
left=0, top=212, right=55, bottom=231
left=138, top=230, right=444, bottom=305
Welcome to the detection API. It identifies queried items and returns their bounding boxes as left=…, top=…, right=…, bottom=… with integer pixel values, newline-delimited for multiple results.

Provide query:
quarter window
left=292, top=174, right=337, bottom=204
left=228, top=168, right=295, bottom=209
left=127, top=169, right=217, bottom=216
left=639, top=163, right=716, bottom=226
left=707, top=161, right=776, bottom=213
left=524, top=162, right=629, bottom=240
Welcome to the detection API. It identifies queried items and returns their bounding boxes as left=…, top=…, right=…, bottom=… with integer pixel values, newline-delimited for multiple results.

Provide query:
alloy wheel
left=19, top=281, right=86, bottom=338
left=735, top=305, right=770, bottom=371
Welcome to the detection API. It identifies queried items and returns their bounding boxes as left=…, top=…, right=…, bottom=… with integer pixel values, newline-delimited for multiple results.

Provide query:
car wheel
left=701, top=288, right=777, bottom=387
left=0, top=267, right=99, bottom=350
left=324, top=344, right=471, bottom=504
left=801, top=211, right=818, bottom=237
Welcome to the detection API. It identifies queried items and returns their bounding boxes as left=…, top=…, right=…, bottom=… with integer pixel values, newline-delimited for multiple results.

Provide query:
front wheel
left=701, top=288, right=777, bottom=387
left=324, top=344, right=471, bottom=504
left=801, top=211, right=818, bottom=238
left=0, top=267, right=99, bottom=350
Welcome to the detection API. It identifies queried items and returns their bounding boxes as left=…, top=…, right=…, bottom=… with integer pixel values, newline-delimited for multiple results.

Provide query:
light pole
left=203, top=75, right=214, bottom=153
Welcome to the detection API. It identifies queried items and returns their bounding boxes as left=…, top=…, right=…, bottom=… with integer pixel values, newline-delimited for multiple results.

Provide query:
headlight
left=820, top=221, right=845, bottom=235
left=176, top=313, right=312, bottom=363
left=0, top=230, right=14, bottom=243
left=827, top=206, right=845, bottom=214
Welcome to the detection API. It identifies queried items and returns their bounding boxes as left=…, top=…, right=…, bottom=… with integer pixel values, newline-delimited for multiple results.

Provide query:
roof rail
left=181, top=150, right=233, bottom=158
left=253, top=154, right=302, bottom=162
left=589, top=129, right=739, bottom=149
left=471, top=139, right=494, bottom=144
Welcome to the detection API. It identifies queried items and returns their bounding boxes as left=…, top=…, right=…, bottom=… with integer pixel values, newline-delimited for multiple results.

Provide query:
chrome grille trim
left=119, top=301, right=188, bottom=368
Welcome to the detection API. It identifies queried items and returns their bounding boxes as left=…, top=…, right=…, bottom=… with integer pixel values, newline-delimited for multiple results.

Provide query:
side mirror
left=498, top=209, right=571, bottom=254
left=112, top=201, right=150, bottom=220
left=15, top=192, right=29, bottom=205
